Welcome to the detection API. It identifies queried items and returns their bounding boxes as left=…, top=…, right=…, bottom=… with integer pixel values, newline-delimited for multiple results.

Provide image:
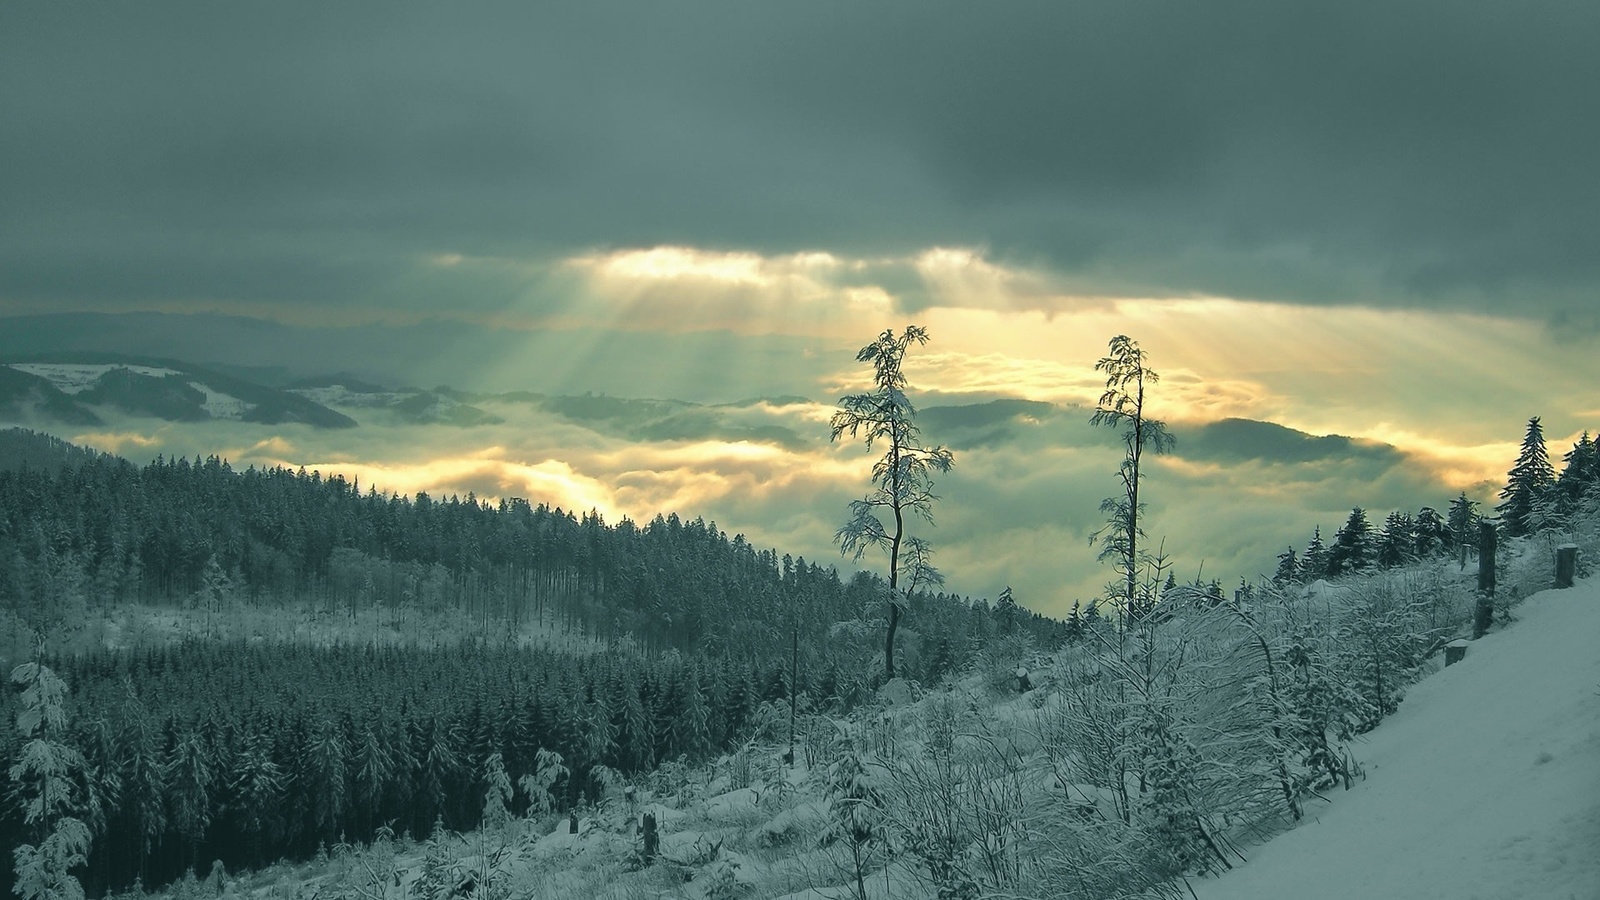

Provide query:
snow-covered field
left=4, top=363, right=258, bottom=420
left=186, top=381, right=251, bottom=419
left=1194, top=579, right=1600, bottom=900
left=293, top=384, right=407, bottom=408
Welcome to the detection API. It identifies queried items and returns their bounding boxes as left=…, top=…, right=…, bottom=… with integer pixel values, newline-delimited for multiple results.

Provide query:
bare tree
left=1090, top=335, right=1175, bottom=623
left=832, top=326, right=954, bottom=683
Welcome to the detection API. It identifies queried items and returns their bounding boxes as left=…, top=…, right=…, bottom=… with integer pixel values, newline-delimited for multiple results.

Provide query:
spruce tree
left=480, top=751, right=514, bottom=829
left=10, top=663, right=92, bottom=900
left=1559, top=432, right=1599, bottom=494
left=1300, top=526, right=1329, bottom=581
left=1412, top=506, right=1448, bottom=559
left=1375, top=512, right=1413, bottom=569
left=1447, top=493, right=1479, bottom=569
left=1327, top=508, right=1373, bottom=576
left=1497, top=416, right=1556, bottom=536
left=1272, top=547, right=1300, bottom=587
left=1549, top=431, right=1600, bottom=526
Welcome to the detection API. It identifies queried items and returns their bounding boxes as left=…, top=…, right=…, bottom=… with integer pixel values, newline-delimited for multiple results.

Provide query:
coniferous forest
left=0, top=428, right=1063, bottom=897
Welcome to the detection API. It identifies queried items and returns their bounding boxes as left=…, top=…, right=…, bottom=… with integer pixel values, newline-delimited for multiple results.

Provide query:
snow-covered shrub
left=1331, top=576, right=1447, bottom=727
left=821, top=739, right=888, bottom=900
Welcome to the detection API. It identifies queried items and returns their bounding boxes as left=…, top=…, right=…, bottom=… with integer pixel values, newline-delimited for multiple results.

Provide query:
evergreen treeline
left=0, top=431, right=1063, bottom=664
left=1269, top=419, right=1600, bottom=585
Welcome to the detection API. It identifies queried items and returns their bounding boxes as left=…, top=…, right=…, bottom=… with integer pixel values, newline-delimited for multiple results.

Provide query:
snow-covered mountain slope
left=9, top=362, right=183, bottom=392
left=1194, top=580, right=1600, bottom=900
left=0, top=356, right=356, bottom=428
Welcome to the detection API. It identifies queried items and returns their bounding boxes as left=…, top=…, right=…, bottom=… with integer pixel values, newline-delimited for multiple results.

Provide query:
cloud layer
left=4, top=1, right=1599, bottom=323
left=16, top=384, right=1503, bottom=617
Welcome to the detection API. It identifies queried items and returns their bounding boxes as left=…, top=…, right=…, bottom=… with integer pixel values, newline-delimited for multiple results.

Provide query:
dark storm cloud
left=3, top=1, right=1597, bottom=318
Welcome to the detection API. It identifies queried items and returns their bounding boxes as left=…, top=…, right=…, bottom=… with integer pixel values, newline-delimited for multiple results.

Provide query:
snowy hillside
left=96, top=571, right=1593, bottom=900
left=1193, top=578, right=1600, bottom=900
left=0, top=356, right=356, bottom=428
left=9, top=362, right=184, bottom=393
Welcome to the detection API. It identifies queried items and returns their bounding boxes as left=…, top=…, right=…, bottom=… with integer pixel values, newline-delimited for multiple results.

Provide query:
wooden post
left=1444, top=639, right=1468, bottom=667
left=1474, top=520, right=1497, bottom=639
left=1556, top=544, right=1578, bottom=589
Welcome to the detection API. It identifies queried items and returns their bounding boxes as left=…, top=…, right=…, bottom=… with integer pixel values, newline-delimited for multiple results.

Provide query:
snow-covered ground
left=4, top=363, right=257, bottom=419
left=292, top=384, right=406, bottom=408
left=186, top=381, right=252, bottom=419
left=1193, top=580, right=1600, bottom=900
left=7, top=362, right=181, bottom=392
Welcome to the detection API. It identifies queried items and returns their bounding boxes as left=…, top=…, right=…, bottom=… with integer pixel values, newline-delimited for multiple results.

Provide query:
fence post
left=1474, top=519, right=1497, bottom=639
left=1556, top=544, right=1578, bottom=589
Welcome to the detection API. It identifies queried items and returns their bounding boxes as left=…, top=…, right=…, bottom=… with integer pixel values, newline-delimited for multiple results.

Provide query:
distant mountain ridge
left=0, top=352, right=357, bottom=429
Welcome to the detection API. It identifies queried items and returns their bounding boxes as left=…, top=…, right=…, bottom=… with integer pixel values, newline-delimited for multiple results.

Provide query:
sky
left=2, top=1, right=1598, bottom=614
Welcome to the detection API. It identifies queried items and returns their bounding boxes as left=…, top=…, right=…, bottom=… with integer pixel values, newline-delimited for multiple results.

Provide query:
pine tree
left=302, top=716, right=347, bottom=838
left=118, top=691, right=167, bottom=881
left=1327, top=509, right=1373, bottom=576
left=1543, top=431, right=1600, bottom=530
left=672, top=665, right=712, bottom=760
left=166, top=725, right=215, bottom=863
left=10, top=663, right=92, bottom=900
left=229, top=726, right=283, bottom=857
left=1497, top=416, right=1556, bottom=536
left=480, top=751, right=514, bottom=829
left=993, top=586, right=1018, bottom=635
left=1375, top=512, right=1413, bottom=569
left=1559, top=432, right=1599, bottom=496
left=1447, top=493, right=1479, bottom=569
left=1064, top=602, right=1084, bottom=643
left=1412, top=506, right=1448, bottom=559
left=1300, top=527, right=1329, bottom=581
left=1272, top=547, right=1300, bottom=587
left=349, top=718, right=392, bottom=837
left=517, top=748, right=568, bottom=820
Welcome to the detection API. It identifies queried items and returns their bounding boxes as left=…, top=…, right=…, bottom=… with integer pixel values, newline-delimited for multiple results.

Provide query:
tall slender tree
left=1497, top=416, right=1556, bottom=536
left=831, top=326, right=954, bottom=683
left=1089, top=335, right=1174, bottom=619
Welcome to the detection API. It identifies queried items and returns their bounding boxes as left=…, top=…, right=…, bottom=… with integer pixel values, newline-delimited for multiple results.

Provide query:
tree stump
left=641, top=812, right=659, bottom=865
left=1444, top=640, right=1468, bottom=667
left=1556, top=544, right=1578, bottom=589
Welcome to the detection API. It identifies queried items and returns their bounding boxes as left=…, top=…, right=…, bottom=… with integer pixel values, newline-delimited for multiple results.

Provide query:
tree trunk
left=1556, top=544, right=1577, bottom=589
left=1475, top=521, right=1496, bottom=638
